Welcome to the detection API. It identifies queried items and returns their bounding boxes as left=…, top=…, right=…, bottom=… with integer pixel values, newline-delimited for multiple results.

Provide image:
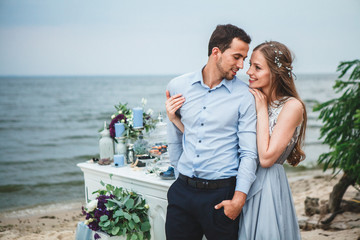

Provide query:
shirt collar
left=190, top=68, right=203, bottom=85
left=191, top=67, right=234, bottom=93
left=221, top=78, right=233, bottom=93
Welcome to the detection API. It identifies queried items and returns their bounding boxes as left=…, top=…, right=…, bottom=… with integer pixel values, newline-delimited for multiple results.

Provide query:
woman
left=238, top=41, right=306, bottom=239
left=166, top=41, right=306, bottom=240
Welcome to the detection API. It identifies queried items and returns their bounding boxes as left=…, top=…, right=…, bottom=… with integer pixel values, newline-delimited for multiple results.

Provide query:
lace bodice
left=268, top=98, right=301, bottom=164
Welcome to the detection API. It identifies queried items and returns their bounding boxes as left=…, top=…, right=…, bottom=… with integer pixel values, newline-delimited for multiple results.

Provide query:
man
left=165, top=24, right=258, bottom=240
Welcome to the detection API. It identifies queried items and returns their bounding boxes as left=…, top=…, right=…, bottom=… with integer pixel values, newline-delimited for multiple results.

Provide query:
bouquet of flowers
left=109, top=98, right=156, bottom=142
left=82, top=180, right=151, bottom=240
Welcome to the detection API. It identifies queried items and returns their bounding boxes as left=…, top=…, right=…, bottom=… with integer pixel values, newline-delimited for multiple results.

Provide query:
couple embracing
left=164, top=24, right=307, bottom=240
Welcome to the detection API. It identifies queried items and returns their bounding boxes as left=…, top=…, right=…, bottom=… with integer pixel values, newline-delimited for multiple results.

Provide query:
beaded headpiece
left=270, top=44, right=292, bottom=77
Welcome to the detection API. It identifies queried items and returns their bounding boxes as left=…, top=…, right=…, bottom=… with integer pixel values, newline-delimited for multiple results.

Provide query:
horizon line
left=0, top=71, right=338, bottom=78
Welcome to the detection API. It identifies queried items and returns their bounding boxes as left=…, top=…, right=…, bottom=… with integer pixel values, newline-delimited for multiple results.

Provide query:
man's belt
left=178, top=173, right=236, bottom=190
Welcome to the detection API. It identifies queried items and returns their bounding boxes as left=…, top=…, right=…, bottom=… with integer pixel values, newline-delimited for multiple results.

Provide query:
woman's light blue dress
left=238, top=99, right=302, bottom=240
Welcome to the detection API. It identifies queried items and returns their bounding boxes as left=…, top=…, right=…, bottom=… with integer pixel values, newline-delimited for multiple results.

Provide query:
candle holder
left=132, top=126, right=144, bottom=140
left=99, top=122, right=114, bottom=163
left=134, top=126, right=144, bottom=132
left=115, top=136, right=127, bottom=154
left=126, top=143, right=135, bottom=164
left=132, top=127, right=151, bottom=167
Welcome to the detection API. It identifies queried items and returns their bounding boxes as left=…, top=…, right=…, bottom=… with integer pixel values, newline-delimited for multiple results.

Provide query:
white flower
left=88, top=218, right=94, bottom=223
left=146, top=108, right=154, bottom=115
left=111, top=114, right=116, bottom=119
left=118, top=110, right=123, bottom=114
left=106, top=206, right=115, bottom=211
left=86, top=199, right=98, bottom=212
left=120, top=119, right=125, bottom=123
left=84, top=220, right=90, bottom=225
left=141, top=98, right=147, bottom=106
left=144, top=204, right=149, bottom=209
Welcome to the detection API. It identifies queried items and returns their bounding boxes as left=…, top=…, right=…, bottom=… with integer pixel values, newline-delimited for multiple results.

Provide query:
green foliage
left=85, top=182, right=151, bottom=240
left=313, top=60, right=360, bottom=184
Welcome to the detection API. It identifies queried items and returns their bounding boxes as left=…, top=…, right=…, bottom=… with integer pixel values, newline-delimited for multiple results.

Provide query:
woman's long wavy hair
left=253, top=41, right=307, bottom=166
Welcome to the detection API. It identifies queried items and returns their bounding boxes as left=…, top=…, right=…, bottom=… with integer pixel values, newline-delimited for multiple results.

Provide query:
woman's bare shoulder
left=280, top=98, right=304, bottom=123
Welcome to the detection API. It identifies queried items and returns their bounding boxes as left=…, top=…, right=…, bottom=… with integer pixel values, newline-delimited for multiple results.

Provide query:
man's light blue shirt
left=166, top=69, right=258, bottom=194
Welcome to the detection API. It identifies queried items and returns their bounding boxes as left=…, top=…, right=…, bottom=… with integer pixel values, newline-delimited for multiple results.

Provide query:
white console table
left=77, top=162, right=174, bottom=240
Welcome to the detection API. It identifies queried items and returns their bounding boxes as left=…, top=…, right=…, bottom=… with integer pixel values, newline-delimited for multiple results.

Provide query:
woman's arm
left=165, top=90, right=185, bottom=133
left=250, top=89, right=303, bottom=168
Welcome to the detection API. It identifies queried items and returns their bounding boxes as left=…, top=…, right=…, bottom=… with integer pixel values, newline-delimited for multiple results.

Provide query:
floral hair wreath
left=270, top=44, right=293, bottom=77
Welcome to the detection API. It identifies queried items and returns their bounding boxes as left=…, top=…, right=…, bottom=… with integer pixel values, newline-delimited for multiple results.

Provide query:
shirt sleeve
left=236, top=94, right=258, bottom=194
left=167, top=120, right=183, bottom=176
left=166, top=82, right=183, bottom=174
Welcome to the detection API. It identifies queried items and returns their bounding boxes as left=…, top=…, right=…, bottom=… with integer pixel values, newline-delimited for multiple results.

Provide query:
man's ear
left=212, top=47, right=221, bottom=58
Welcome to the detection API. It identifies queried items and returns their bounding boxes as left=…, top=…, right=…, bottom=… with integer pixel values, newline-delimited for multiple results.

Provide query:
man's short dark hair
left=208, top=24, right=251, bottom=56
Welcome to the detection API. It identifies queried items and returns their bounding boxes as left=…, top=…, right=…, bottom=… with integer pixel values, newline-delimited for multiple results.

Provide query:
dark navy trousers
left=165, top=178, right=239, bottom=240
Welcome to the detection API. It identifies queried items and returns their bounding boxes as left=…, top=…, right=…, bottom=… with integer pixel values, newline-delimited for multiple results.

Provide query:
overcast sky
left=0, top=0, right=359, bottom=76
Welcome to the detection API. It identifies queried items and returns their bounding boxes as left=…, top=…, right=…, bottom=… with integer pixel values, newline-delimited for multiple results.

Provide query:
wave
left=0, top=126, right=48, bottom=132
left=73, top=154, right=98, bottom=160
left=63, top=135, right=96, bottom=140
left=0, top=119, right=21, bottom=124
left=0, top=155, right=97, bottom=165
left=0, top=180, right=84, bottom=193
left=27, top=143, right=58, bottom=147
left=304, top=141, right=325, bottom=146
left=307, top=114, right=320, bottom=120
left=306, top=124, right=324, bottom=129
left=303, top=99, right=320, bottom=104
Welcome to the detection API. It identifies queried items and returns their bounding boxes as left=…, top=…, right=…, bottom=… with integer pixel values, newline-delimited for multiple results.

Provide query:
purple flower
left=83, top=194, right=116, bottom=231
left=105, top=210, right=112, bottom=217
left=81, top=206, right=87, bottom=216
left=96, top=195, right=113, bottom=210
left=88, top=220, right=100, bottom=231
left=94, top=210, right=103, bottom=219
left=94, top=233, right=101, bottom=239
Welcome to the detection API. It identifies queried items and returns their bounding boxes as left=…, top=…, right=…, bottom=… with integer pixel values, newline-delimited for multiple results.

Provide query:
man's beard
left=216, top=58, right=234, bottom=80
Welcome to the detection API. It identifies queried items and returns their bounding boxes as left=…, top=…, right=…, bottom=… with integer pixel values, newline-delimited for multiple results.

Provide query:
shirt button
left=197, top=155, right=200, bottom=157
left=208, top=90, right=211, bottom=93
left=203, top=106, right=206, bottom=110
left=201, top=123, right=204, bottom=126
left=198, top=140, right=202, bottom=143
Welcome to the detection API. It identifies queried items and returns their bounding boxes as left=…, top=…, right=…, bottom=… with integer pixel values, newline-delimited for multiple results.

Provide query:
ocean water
left=0, top=74, right=338, bottom=211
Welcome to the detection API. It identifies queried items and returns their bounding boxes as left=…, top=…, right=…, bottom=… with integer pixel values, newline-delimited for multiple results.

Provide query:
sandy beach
left=0, top=169, right=359, bottom=240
